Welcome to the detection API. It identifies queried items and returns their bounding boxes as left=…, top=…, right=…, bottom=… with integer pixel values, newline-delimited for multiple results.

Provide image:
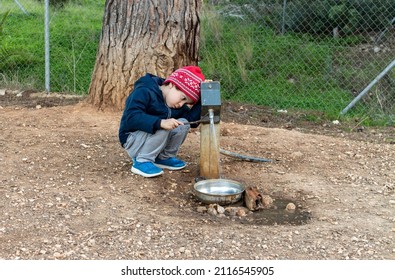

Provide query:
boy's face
left=165, top=83, right=195, bottom=109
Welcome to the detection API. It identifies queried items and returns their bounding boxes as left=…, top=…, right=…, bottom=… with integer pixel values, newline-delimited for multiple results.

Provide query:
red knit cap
left=164, top=66, right=205, bottom=104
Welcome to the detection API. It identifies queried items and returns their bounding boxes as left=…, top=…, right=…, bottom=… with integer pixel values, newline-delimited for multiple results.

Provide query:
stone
left=286, top=202, right=296, bottom=212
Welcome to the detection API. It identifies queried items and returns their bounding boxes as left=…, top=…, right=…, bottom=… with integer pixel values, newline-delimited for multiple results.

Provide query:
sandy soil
left=0, top=91, right=394, bottom=260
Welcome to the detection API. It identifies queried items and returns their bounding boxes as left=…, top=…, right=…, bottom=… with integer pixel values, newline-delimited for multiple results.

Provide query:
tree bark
left=87, top=0, right=202, bottom=111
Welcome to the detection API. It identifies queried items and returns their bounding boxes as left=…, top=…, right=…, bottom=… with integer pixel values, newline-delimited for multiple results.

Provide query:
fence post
left=44, top=0, right=50, bottom=93
left=281, top=0, right=287, bottom=35
left=340, top=59, right=395, bottom=115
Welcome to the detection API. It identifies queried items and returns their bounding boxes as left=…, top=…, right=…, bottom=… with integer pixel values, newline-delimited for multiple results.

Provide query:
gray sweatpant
left=123, top=118, right=190, bottom=163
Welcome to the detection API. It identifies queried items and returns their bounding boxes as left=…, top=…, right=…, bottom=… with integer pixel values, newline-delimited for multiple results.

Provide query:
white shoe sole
left=153, top=163, right=186, bottom=171
left=131, top=167, right=163, bottom=178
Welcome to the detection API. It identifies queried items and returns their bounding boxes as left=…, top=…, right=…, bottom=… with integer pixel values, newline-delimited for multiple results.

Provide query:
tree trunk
left=87, top=0, right=202, bottom=111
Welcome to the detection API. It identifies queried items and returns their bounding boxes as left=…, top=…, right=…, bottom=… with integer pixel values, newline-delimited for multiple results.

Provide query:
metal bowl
left=193, top=179, right=245, bottom=205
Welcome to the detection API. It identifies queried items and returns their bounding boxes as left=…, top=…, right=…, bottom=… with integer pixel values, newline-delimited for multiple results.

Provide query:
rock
left=221, top=128, right=231, bottom=136
left=53, top=252, right=63, bottom=258
left=261, top=195, right=274, bottom=208
left=245, top=187, right=274, bottom=211
left=185, top=249, right=192, bottom=257
left=215, top=204, right=225, bottom=214
left=207, top=207, right=217, bottom=216
left=225, top=207, right=238, bottom=216
left=291, top=151, right=304, bottom=158
left=87, top=239, right=96, bottom=247
left=286, top=203, right=296, bottom=212
left=197, top=206, right=207, bottom=213
left=236, top=208, right=247, bottom=217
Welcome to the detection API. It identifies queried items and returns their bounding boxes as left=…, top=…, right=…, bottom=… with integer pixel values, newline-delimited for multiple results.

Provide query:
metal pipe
left=220, top=148, right=274, bottom=163
left=209, top=108, right=214, bottom=125
left=183, top=120, right=204, bottom=125
left=340, top=59, right=395, bottom=115
left=281, top=0, right=287, bottom=35
left=44, top=0, right=50, bottom=93
left=14, top=0, right=29, bottom=15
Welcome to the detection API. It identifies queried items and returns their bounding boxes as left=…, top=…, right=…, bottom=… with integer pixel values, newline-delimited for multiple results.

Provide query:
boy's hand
left=160, top=118, right=185, bottom=130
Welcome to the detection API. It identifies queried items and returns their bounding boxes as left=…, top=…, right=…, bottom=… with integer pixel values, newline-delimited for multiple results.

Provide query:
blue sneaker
left=131, top=160, right=163, bottom=178
left=154, top=157, right=186, bottom=170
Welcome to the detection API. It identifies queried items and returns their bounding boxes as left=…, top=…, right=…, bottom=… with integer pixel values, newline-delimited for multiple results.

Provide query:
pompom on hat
left=164, top=66, right=205, bottom=104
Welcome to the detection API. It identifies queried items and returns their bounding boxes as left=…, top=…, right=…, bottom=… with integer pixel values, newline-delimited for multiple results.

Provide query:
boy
left=118, top=66, right=205, bottom=178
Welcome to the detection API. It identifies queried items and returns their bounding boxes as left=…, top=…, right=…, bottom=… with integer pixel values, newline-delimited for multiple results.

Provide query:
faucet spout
left=209, top=109, right=215, bottom=126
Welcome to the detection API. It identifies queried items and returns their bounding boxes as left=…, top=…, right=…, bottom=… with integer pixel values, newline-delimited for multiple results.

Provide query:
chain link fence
left=0, top=0, right=103, bottom=94
left=200, top=0, right=395, bottom=124
left=1, top=0, right=394, bottom=125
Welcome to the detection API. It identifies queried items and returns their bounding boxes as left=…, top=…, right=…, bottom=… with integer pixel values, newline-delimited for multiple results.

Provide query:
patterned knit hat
left=164, top=66, right=205, bottom=104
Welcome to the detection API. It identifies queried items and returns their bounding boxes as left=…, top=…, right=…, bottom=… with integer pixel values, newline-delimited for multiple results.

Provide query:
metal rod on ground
left=220, top=148, right=275, bottom=163
left=340, top=59, right=395, bottom=115
left=44, top=0, right=50, bottom=93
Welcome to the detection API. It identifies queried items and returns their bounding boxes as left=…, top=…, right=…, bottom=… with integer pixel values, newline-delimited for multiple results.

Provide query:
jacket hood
left=133, top=73, right=164, bottom=94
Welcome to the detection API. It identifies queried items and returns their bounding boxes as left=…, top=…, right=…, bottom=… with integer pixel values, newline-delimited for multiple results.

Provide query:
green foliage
left=0, top=9, right=42, bottom=88
left=0, top=0, right=103, bottom=92
left=200, top=10, right=348, bottom=116
left=0, top=44, right=38, bottom=69
left=48, top=2, right=102, bottom=92
left=286, top=0, right=395, bottom=36
left=0, top=10, right=11, bottom=35
left=199, top=2, right=394, bottom=125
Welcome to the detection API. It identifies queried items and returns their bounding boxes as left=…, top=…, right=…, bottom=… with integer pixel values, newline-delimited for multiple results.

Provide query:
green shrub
left=0, top=10, right=11, bottom=35
left=286, top=0, right=395, bottom=36
left=0, top=1, right=103, bottom=93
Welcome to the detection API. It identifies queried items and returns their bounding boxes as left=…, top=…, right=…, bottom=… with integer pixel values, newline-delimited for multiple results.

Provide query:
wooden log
left=199, top=122, right=220, bottom=179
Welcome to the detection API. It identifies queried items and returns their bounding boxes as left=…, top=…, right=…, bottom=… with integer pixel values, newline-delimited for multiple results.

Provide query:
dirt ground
left=0, top=90, right=394, bottom=260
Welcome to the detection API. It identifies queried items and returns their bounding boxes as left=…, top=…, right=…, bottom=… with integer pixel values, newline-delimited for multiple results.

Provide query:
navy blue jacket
left=118, top=73, right=201, bottom=146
